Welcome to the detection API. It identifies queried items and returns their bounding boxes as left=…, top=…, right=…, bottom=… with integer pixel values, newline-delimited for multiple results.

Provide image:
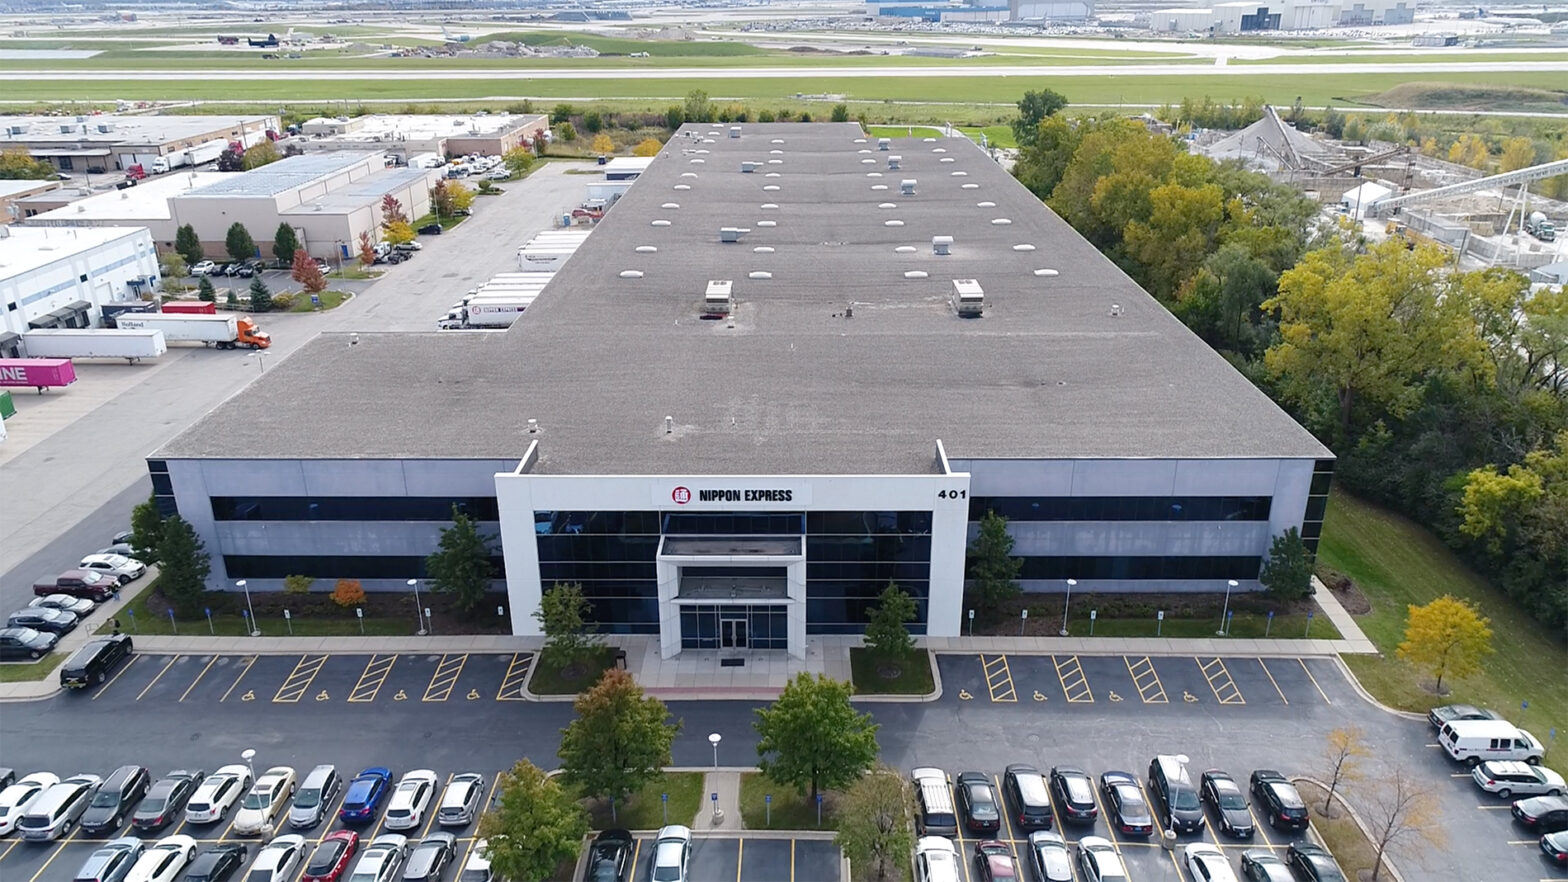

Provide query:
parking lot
left=622, top=835, right=838, bottom=882
left=81, top=651, right=537, bottom=708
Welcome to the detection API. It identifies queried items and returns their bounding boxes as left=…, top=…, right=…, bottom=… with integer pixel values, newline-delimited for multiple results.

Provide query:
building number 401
left=937, top=489, right=968, bottom=500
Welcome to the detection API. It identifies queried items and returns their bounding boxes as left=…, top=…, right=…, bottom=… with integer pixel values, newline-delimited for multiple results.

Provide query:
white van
left=1439, top=719, right=1545, bottom=766
left=18, top=775, right=101, bottom=841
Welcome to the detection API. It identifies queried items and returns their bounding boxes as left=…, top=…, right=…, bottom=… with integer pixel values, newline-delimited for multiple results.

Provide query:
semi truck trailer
left=112, top=313, right=270, bottom=349
left=21, top=329, right=166, bottom=363
left=0, top=358, right=77, bottom=392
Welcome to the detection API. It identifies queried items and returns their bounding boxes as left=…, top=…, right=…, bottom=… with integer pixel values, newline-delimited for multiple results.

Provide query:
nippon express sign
left=656, top=483, right=812, bottom=507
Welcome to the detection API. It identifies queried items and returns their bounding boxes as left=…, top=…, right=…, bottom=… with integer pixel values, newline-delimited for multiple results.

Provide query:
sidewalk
left=698, top=771, right=743, bottom=831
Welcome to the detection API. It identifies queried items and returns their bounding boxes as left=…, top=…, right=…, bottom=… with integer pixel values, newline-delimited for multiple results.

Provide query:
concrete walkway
left=698, top=771, right=744, bottom=831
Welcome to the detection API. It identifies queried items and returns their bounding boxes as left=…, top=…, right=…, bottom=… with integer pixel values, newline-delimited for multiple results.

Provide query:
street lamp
left=237, top=580, right=259, bottom=637
left=708, top=733, right=722, bottom=768
left=1060, top=578, right=1077, bottom=637
left=1218, top=579, right=1238, bottom=636
left=252, top=350, right=266, bottom=375
left=241, top=748, right=257, bottom=784
left=407, top=579, right=426, bottom=635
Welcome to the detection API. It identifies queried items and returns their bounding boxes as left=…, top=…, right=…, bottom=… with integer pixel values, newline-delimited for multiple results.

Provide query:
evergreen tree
left=272, top=223, right=300, bottom=265
left=967, top=511, right=1022, bottom=620
left=158, top=515, right=211, bottom=618
left=1260, top=527, right=1314, bottom=601
left=225, top=222, right=256, bottom=263
left=534, top=582, right=599, bottom=661
left=862, top=582, right=916, bottom=663
left=425, top=506, right=494, bottom=615
left=248, top=277, right=273, bottom=313
left=175, top=224, right=204, bottom=265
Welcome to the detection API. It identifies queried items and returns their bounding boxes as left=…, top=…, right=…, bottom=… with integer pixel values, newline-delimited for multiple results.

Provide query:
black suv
left=1002, top=764, right=1054, bottom=830
left=1148, top=755, right=1205, bottom=834
left=80, top=765, right=150, bottom=834
left=60, top=635, right=134, bottom=690
left=1250, top=769, right=1309, bottom=831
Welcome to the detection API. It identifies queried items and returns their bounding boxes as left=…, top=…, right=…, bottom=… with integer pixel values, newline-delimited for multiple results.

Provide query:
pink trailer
left=0, top=358, right=78, bottom=392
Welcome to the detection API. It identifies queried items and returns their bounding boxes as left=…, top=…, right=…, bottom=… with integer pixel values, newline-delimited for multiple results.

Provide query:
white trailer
left=111, top=313, right=270, bottom=349
left=517, top=247, right=578, bottom=272
left=150, top=150, right=189, bottom=174
left=22, top=329, right=167, bottom=363
left=466, top=299, right=534, bottom=328
left=187, top=139, right=228, bottom=167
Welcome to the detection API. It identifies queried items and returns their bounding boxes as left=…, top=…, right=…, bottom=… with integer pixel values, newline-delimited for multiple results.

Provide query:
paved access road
left=4, top=651, right=1563, bottom=881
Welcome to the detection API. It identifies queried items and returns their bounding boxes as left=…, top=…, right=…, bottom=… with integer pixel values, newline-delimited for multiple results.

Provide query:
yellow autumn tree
left=1497, top=136, right=1536, bottom=172
left=1447, top=134, right=1489, bottom=170
left=633, top=138, right=663, bottom=157
left=1396, top=595, right=1493, bottom=692
left=590, top=133, right=614, bottom=155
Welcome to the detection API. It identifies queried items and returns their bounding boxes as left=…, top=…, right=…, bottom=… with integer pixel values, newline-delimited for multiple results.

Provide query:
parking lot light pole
left=1218, top=579, right=1238, bottom=636
left=709, top=733, right=721, bottom=769
left=1060, top=578, right=1076, bottom=637
left=407, top=579, right=426, bottom=635
left=237, top=580, right=259, bottom=637
left=241, top=748, right=256, bottom=784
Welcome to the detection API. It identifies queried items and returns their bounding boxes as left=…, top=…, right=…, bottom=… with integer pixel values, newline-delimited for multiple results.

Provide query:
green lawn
left=100, top=587, right=417, bottom=638
left=582, top=771, right=703, bottom=830
left=0, top=653, right=66, bottom=683
left=10, top=70, right=1565, bottom=107
left=738, top=773, right=834, bottom=829
left=411, top=212, right=468, bottom=232
left=289, top=289, right=349, bottom=311
left=849, top=648, right=935, bottom=695
left=327, top=265, right=379, bottom=281
left=1320, top=490, right=1567, bottom=775
left=1060, top=609, right=1340, bottom=640
left=528, top=646, right=616, bottom=696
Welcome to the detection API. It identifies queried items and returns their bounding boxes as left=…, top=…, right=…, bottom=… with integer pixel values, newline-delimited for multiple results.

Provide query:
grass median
left=581, top=771, right=703, bottom=830
left=850, top=648, right=935, bottom=695
left=0, top=653, right=66, bottom=683
left=96, top=583, right=484, bottom=638
left=1320, top=490, right=1567, bottom=776
left=528, top=646, right=617, bottom=696
left=739, top=773, right=836, bottom=829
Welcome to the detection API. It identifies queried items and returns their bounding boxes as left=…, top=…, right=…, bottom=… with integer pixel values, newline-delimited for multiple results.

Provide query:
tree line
left=1013, top=95, right=1568, bottom=632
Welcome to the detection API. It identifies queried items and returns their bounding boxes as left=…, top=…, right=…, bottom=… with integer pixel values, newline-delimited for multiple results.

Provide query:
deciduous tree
left=0, top=146, right=57, bottom=180
left=534, top=582, right=599, bottom=661
left=357, top=231, right=376, bottom=267
left=1396, top=595, right=1493, bottom=692
left=272, top=223, right=300, bottom=265
left=332, top=579, right=365, bottom=608
left=175, top=224, right=204, bottom=265
left=379, top=194, right=408, bottom=229
left=1011, top=88, right=1068, bottom=147
left=225, top=222, right=256, bottom=263
left=129, top=493, right=164, bottom=566
left=502, top=147, right=533, bottom=176
left=1122, top=181, right=1226, bottom=299
left=862, top=582, right=916, bottom=663
left=633, top=138, right=662, bottom=157
left=590, top=133, right=614, bottom=154
left=425, top=506, right=494, bottom=615
left=557, top=668, right=680, bottom=803
left=1259, top=527, right=1314, bottom=601
left=754, top=673, right=879, bottom=801
left=291, top=249, right=327, bottom=294
left=1365, top=768, right=1445, bottom=881
left=158, top=253, right=188, bottom=285
left=240, top=139, right=281, bottom=170
left=1498, top=136, right=1537, bottom=172
left=476, top=760, right=587, bottom=882
left=1319, top=726, right=1368, bottom=813
left=830, top=103, right=850, bottom=123
left=158, top=515, right=211, bottom=617
left=383, top=220, right=415, bottom=245
left=1447, top=133, right=1489, bottom=169
left=448, top=182, right=475, bottom=213
left=834, top=767, right=913, bottom=882
left=967, top=511, right=1021, bottom=620
left=683, top=90, right=714, bottom=124
left=555, top=121, right=577, bottom=143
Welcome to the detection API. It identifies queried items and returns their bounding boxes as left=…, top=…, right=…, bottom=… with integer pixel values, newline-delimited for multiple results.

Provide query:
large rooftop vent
left=888, top=155, right=901, bottom=170
left=729, top=126, right=742, bottom=138
left=952, top=279, right=984, bottom=317
left=720, top=227, right=750, bottom=243
left=878, top=138, right=891, bottom=151
left=741, top=161, right=760, bottom=173
left=900, top=179, right=917, bottom=196
left=703, top=280, right=734, bottom=317
left=932, top=236, right=953, bottom=256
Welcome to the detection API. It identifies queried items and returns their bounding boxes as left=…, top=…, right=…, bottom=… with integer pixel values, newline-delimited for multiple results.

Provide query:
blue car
left=338, top=768, right=393, bottom=825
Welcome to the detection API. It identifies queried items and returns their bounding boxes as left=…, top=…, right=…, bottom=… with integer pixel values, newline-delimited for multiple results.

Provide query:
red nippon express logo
left=671, top=486, right=692, bottom=505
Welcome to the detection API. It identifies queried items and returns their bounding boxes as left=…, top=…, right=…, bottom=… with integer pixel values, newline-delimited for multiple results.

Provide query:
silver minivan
left=288, top=765, right=340, bottom=829
left=19, top=774, right=101, bottom=841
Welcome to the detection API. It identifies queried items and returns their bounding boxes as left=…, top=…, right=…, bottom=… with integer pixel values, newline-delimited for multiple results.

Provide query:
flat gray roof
left=0, top=114, right=274, bottom=147
left=182, top=151, right=378, bottom=199
left=157, top=122, right=1331, bottom=474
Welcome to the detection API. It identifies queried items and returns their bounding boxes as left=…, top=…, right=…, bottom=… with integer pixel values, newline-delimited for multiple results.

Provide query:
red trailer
left=162, top=301, right=217, bottom=315
left=0, top=358, right=77, bottom=393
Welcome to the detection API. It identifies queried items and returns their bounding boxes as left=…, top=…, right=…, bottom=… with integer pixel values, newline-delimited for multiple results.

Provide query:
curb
left=852, top=651, right=944, bottom=704
left=1293, top=775, right=1408, bottom=882
left=1327, top=655, right=1427, bottom=722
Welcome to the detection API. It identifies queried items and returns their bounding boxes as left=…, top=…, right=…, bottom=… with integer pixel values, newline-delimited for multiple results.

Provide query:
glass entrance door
left=720, top=617, right=748, bottom=649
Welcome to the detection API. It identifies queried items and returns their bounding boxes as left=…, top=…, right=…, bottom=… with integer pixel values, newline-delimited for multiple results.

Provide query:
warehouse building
left=0, top=113, right=278, bottom=176
left=24, top=172, right=228, bottom=245
left=151, top=123, right=1333, bottom=658
left=297, top=112, right=548, bottom=164
left=1151, top=0, right=1415, bottom=32
left=0, top=178, right=62, bottom=222
left=0, top=225, right=160, bottom=355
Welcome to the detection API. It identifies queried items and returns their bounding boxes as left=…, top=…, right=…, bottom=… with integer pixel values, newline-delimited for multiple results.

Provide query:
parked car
left=1285, top=842, right=1346, bottom=882
left=78, top=554, right=146, bottom=583
left=181, top=844, right=248, bottom=882
left=417, top=224, right=442, bottom=236
left=0, top=627, right=57, bottom=660
left=191, top=261, right=217, bottom=276
left=1249, top=770, right=1308, bottom=831
left=394, top=241, right=421, bottom=252
left=382, top=770, right=437, bottom=831
left=1473, top=760, right=1565, bottom=798
left=98, top=543, right=136, bottom=558
left=185, top=765, right=251, bottom=825
left=1002, top=764, right=1053, bottom=831
left=1239, top=849, right=1294, bottom=882
left=1183, top=843, right=1238, bottom=882
left=435, top=773, right=483, bottom=827
left=972, top=841, right=1018, bottom=882
left=133, top=771, right=205, bottom=832
left=301, top=830, right=358, bottom=882
left=339, top=768, right=393, bottom=825
left=1049, top=767, right=1098, bottom=823
left=0, top=772, right=60, bottom=836
left=60, top=635, right=133, bottom=690
left=29, top=594, right=96, bottom=617
left=1099, top=771, right=1153, bottom=836
left=233, top=767, right=297, bottom=836
left=8, top=607, right=79, bottom=635
left=1024, top=831, right=1072, bottom=882
left=402, top=833, right=455, bottom=882
left=80, top=765, right=151, bottom=834
left=125, top=834, right=197, bottom=882
left=33, top=569, right=118, bottom=602
left=1428, top=704, right=1502, bottom=730
left=1543, top=830, right=1568, bottom=865
left=1148, top=754, right=1205, bottom=834
left=650, top=825, right=690, bottom=882
left=956, top=771, right=1001, bottom=834
left=248, top=835, right=307, bottom=882
left=914, top=837, right=959, bottom=882
left=584, top=829, right=631, bottom=882
left=290, top=765, right=341, bottom=829
left=19, top=774, right=101, bottom=841
left=458, top=840, right=491, bottom=882
left=349, top=834, right=408, bottom=882
left=72, top=836, right=144, bottom=882
left=1199, top=770, right=1255, bottom=839
left=1513, top=795, right=1568, bottom=832
left=1073, top=836, right=1127, bottom=882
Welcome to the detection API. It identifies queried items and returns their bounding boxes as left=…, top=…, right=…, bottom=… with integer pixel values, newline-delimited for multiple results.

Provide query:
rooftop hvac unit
left=900, top=179, right=917, bottom=196
left=703, top=280, right=734, bottom=317
left=729, top=126, right=741, bottom=139
left=720, top=227, right=750, bottom=243
left=59, top=124, right=77, bottom=134
left=888, top=155, right=901, bottom=170
left=932, top=236, right=953, bottom=256
left=740, top=161, right=760, bottom=173
left=952, top=279, right=984, bottom=317
left=878, top=138, right=890, bottom=151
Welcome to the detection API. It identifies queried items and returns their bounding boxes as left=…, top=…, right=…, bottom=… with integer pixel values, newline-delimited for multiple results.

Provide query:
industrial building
left=24, top=172, right=228, bottom=245
left=0, top=113, right=278, bottom=176
left=864, top=0, right=1090, bottom=22
left=150, top=123, right=1333, bottom=658
left=1150, top=0, right=1415, bottom=32
left=0, top=178, right=61, bottom=222
left=297, top=113, right=548, bottom=163
left=0, top=225, right=160, bottom=357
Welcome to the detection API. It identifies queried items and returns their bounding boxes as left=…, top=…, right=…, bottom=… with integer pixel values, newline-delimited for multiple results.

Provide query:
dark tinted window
left=969, top=496, right=1272, bottom=522
left=1015, top=555, right=1262, bottom=581
left=212, top=497, right=500, bottom=521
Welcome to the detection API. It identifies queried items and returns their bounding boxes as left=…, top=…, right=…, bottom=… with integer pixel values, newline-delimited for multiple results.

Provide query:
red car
left=973, top=841, right=1019, bottom=882
left=301, top=830, right=359, bottom=882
